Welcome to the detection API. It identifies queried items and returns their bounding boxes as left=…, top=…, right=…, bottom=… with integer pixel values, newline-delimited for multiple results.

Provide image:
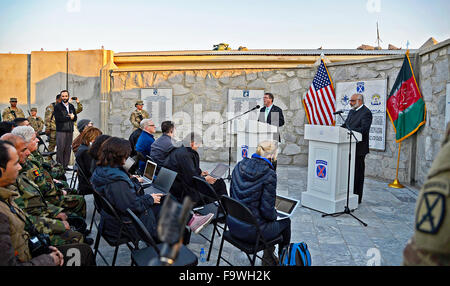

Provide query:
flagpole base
left=388, top=178, right=405, bottom=189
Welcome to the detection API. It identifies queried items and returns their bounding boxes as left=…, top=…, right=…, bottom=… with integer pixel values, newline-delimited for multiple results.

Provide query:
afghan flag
left=387, top=52, right=426, bottom=143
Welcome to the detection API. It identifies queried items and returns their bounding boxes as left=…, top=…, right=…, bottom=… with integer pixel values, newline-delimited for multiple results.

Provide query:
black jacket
left=341, top=105, right=373, bottom=156
left=258, top=105, right=285, bottom=127
left=162, top=146, right=202, bottom=203
left=54, top=102, right=77, bottom=132
left=129, top=128, right=142, bottom=157
left=75, top=144, right=95, bottom=195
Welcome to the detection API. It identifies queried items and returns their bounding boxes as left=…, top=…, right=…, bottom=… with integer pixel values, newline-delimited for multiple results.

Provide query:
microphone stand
left=220, top=106, right=260, bottom=181
left=321, top=112, right=367, bottom=227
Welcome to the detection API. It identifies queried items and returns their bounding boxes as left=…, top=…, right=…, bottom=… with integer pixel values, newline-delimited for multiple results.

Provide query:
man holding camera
left=2, top=98, right=25, bottom=122
left=54, top=90, right=77, bottom=170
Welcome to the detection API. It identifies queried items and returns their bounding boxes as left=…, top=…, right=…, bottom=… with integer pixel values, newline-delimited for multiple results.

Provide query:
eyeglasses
left=349, top=99, right=357, bottom=102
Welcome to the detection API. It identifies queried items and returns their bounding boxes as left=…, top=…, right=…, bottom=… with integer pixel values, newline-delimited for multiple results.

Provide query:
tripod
left=322, top=113, right=367, bottom=227
left=220, top=105, right=260, bottom=181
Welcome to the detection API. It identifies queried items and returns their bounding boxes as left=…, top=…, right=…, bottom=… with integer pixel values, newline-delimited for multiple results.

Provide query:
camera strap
left=0, top=198, right=41, bottom=236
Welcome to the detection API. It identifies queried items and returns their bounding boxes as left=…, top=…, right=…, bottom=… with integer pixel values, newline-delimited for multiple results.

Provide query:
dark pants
left=354, top=154, right=366, bottom=204
left=261, top=217, right=291, bottom=254
left=56, top=131, right=73, bottom=169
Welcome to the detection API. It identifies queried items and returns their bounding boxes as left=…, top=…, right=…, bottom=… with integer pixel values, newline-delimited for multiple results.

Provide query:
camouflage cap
left=10, top=97, right=18, bottom=102
left=135, top=100, right=144, bottom=106
left=30, top=107, right=37, bottom=112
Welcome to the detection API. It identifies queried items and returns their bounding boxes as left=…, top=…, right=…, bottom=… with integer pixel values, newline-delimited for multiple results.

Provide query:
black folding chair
left=192, top=176, right=227, bottom=261
left=69, top=164, right=78, bottom=189
left=92, top=189, right=136, bottom=266
left=126, top=208, right=198, bottom=266
left=216, top=195, right=283, bottom=266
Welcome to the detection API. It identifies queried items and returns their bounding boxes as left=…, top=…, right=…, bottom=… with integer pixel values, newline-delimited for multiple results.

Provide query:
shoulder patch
left=416, top=191, right=446, bottom=234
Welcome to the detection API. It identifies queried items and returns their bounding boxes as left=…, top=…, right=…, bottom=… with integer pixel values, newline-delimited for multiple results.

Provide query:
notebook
left=209, top=163, right=229, bottom=179
left=144, top=167, right=177, bottom=195
left=140, top=160, right=157, bottom=186
left=275, top=195, right=299, bottom=220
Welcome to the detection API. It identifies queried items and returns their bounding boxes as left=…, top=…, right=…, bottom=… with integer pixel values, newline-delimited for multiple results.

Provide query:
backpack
left=279, top=242, right=312, bottom=266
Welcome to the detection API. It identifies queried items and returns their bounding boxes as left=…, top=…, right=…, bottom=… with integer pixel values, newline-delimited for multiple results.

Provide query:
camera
left=28, top=233, right=51, bottom=258
left=71, top=97, right=77, bottom=100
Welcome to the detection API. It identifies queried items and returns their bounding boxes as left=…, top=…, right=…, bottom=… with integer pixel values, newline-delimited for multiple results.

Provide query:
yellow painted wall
left=0, top=54, right=28, bottom=104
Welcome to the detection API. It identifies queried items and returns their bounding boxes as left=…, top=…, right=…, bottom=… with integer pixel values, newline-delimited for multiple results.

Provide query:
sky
left=0, top=0, right=449, bottom=53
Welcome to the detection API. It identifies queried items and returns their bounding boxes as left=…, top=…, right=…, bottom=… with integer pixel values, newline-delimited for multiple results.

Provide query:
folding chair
left=126, top=208, right=198, bottom=266
left=69, top=164, right=78, bottom=189
left=92, top=189, right=136, bottom=266
left=192, top=176, right=227, bottom=261
left=216, top=195, right=283, bottom=266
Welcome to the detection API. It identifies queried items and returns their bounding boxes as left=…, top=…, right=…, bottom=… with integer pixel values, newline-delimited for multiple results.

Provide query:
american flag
left=303, top=60, right=336, bottom=126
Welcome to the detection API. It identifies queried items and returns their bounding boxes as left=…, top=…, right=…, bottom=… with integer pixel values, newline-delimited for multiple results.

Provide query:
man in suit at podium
left=258, top=92, right=285, bottom=142
left=341, top=93, right=373, bottom=204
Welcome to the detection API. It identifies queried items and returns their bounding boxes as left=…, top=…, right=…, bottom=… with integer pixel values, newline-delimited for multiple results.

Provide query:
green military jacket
left=129, top=109, right=149, bottom=129
left=2, top=107, right=25, bottom=122
left=27, top=116, right=45, bottom=133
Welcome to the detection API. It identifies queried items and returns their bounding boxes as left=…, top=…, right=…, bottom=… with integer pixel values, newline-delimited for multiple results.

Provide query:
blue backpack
left=279, top=242, right=312, bottom=266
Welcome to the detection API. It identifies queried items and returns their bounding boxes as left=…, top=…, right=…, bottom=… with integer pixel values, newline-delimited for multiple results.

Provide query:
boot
left=262, top=246, right=279, bottom=266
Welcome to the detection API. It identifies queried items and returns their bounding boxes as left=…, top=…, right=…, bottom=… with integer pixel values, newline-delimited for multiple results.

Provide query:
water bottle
left=199, top=248, right=206, bottom=263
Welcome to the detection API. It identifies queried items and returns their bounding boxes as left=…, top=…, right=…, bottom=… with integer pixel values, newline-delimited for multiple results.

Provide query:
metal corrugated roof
left=115, top=49, right=415, bottom=57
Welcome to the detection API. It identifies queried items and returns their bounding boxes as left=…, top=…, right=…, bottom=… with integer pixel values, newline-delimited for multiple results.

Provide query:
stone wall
left=107, top=41, right=449, bottom=187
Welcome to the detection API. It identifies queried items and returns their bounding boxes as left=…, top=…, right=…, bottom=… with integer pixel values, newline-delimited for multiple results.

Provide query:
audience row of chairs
left=69, top=152, right=280, bottom=266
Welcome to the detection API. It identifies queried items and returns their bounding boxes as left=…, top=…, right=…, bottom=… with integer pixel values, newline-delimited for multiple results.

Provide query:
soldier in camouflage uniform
left=2, top=98, right=25, bottom=122
left=31, top=150, right=67, bottom=182
left=403, top=123, right=450, bottom=266
left=27, top=107, right=44, bottom=133
left=129, top=100, right=149, bottom=130
left=0, top=133, right=84, bottom=246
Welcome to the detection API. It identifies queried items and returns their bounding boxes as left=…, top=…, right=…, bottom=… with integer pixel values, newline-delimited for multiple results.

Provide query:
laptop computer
left=275, top=195, right=299, bottom=220
left=209, top=163, right=229, bottom=179
left=140, top=160, right=157, bottom=187
left=123, top=157, right=135, bottom=172
left=144, top=167, right=178, bottom=195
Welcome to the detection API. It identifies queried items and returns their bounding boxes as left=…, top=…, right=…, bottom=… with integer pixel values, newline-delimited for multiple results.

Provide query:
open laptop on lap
left=140, top=160, right=157, bottom=188
left=275, top=195, right=299, bottom=220
left=144, top=167, right=177, bottom=195
left=208, top=163, right=229, bottom=179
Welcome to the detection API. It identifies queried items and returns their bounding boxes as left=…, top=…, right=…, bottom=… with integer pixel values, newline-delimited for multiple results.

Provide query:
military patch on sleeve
left=416, top=192, right=446, bottom=234
left=32, top=169, right=42, bottom=178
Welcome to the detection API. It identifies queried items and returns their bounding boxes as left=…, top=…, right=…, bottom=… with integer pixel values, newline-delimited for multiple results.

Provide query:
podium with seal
left=301, top=124, right=362, bottom=214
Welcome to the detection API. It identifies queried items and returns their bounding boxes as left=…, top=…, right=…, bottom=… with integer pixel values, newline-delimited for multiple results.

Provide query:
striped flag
left=387, top=52, right=426, bottom=142
left=303, top=59, right=336, bottom=126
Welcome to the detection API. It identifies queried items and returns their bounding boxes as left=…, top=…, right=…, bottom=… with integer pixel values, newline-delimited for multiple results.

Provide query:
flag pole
left=388, top=142, right=405, bottom=189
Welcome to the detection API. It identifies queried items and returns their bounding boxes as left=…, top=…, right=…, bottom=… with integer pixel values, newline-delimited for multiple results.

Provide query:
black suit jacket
left=341, top=105, right=373, bottom=156
left=54, top=102, right=77, bottom=132
left=258, top=105, right=285, bottom=127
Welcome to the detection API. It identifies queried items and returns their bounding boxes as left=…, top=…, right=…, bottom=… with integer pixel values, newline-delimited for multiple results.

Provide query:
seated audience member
left=0, top=134, right=85, bottom=246
left=90, top=137, right=163, bottom=242
left=150, top=121, right=175, bottom=169
left=229, top=140, right=291, bottom=266
left=12, top=126, right=87, bottom=221
left=163, top=132, right=227, bottom=205
left=129, top=125, right=143, bottom=158
left=12, top=118, right=30, bottom=127
left=0, top=121, right=15, bottom=137
left=71, top=119, right=93, bottom=153
left=74, top=127, right=102, bottom=195
left=88, top=134, right=112, bottom=164
left=0, top=140, right=95, bottom=266
left=135, top=119, right=156, bottom=172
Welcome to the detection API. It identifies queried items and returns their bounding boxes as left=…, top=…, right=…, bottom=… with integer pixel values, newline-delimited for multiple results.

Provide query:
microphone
left=333, top=110, right=344, bottom=115
left=251, top=105, right=260, bottom=111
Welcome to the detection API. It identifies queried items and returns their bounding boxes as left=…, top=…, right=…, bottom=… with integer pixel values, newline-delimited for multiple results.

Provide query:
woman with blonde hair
left=229, top=140, right=291, bottom=266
